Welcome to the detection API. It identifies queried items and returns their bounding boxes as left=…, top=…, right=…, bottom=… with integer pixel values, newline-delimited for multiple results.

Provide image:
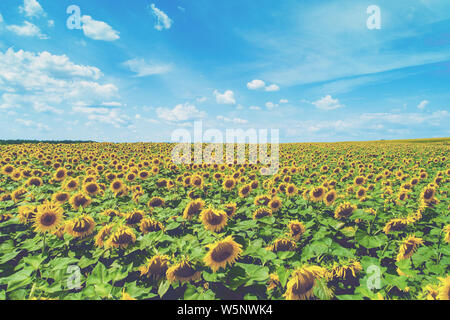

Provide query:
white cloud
left=217, top=115, right=248, bottom=124
left=0, top=14, right=4, bottom=24
left=249, top=105, right=261, bottom=110
left=265, top=84, right=280, bottom=92
left=247, top=79, right=266, bottom=90
left=312, top=95, right=344, bottom=110
left=265, top=101, right=278, bottom=109
left=156, top=103, right=206, bottom=122
left=0, top=48, right=118, bottom=118
left=279, top=99, right=288, bottom=104
left=101, top=101, right=123, bottom=107
left=417, top=100, right=429, bottom=110
left=123, top=58, right=172, bottom=77
left=74, top=107, right=129, bottom=128
left=47, top=20, right=54, bottom=27
left=149, top=4, right=173, bottom=31
left=19, top=0, right=45, bottom=18
left=7, top=21, right=47, bottom=39
left=16, top=118, right=50, bottom=131
left=214, top=90, right=236, bottom=105
left=81, top=15, right=120, bottom=41
left=196, top=97, right=208, bottom=103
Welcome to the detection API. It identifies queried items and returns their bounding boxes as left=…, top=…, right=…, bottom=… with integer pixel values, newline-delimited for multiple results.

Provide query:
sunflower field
left=0, top=140, right=448, bottom=300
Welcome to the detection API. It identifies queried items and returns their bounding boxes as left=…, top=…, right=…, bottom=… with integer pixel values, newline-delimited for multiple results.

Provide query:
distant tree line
left=0, top=140, right=95, bottom=145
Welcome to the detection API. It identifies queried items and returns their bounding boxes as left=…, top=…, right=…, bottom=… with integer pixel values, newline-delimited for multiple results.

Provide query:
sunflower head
left=166, top=259, right=201, bottom=283
left=203, top=236, right=242, bottom=272
left=69, top=193, right=92, bottom=210
left=106, top=225, right=136, bottom=249
left=148, top=196, right=165, bottom=209
left=267, top=238, right=297, bottom=252
left=334, top=202, right=357, bottom=220
left=284, top=266, right=326, bottom=300
left=253, top=207, right=272, bottom=220
left=34, top=201, right=64, bottom=233
left=140, top=218, right=164, bottom=234
left=288, top=220, right=306, bottom=241
left=268, top=197, right=282, bottom=212
left=125, top=210, right=146, bottom=225
left=223, top=202, right=237, bottom=218
left=65, top=214, right=96, bottom=238
left=396, top=235, right=423, bottom=261
left=324, top=190, right=337, bottom=206
left=199, top=208, right=228, bottom=232
left=183, top=199, right=205, bottom=220
left=139, top=254, right=170, bottom=280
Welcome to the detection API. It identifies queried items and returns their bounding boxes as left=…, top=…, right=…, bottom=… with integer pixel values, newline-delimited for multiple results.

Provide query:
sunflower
left=286, top=183, right=297, bottom=197
left=267, top=238, right=297, bottom=252
left=223, top=202, right=237, bottom=218
left=284, top=266, right=326, bottom=300
left=64, top=178, right=79, bottom=192
left=221, top=176, right=236, bottom=191
left=106, top=225, right=136, bottom=249
left=310, top=186, right=326, bottom=202
left=437, top=276, right=450, bottom=300
left=203, top=236, right=242, bottom=272
left=101, top=209, right=121, bottom=218
left=334, top=202, right=357, bottom=220
left=110, top=179, right=125, bottom=195
left=288, top=220, right=306, bottom=241
left=69, top=193, right=92, bottom=210
left=138, top=170, right=150, bottom=180
left=65, top=215, right=96, bottom=238
left=83, top=182, right=101, bottom=197
left=420, top=186, right=435, bottom=203
left=139, top=254, right=170, bottom=280
left=166, top=259, right=202, bottom=283
left=267, top=274, right=282, bottom=291
left=268, top=197, right=282, bottom=212
left=396, top=235, right=423, bottom=261
left=191, top=175, right=204, bottom=188
left=253, top=207, right=272, bottom=220
left=354, top=176, right=365, bottom=186
left=355, top=187, right=367, bottom=199
left=11, top=188, right=27, bottom=203
left=26, top=177, right=43, bottom=187
left=140, top=218, right=164, bottom=234
left=53, top=168, right=67, bottom=182
left=94, top=224, right=113, bottom=247
left=51, top=192, right=70, bottom=205
left=444, top=225, right=450, bottom=244
left=0, top=214, right=13, bottom=223
left=329, top=261, right=362, bottom=281
left=383, top=218, right=411, bottom=234
left=199, top=208, right=228, bottom=232
left=323, top=190, right=337, bottom=206
left=254, top=194, right=270, bottom=206
left=18, top=205, right=37, bottom=224
left=238, top=184, right=251, bottom=198
left=121, top=289, right=136, bottom=300
left=1, top=164, right=14, bottom=175
left=183, top=199, right=205, bottom=220
left=148, top=196, right=165, bottom=209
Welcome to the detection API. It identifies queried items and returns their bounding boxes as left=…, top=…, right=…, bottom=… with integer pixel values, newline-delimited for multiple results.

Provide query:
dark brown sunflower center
left=211, top=244, right=234, bottom=263
left=173, top=265, right=197, bottom=278
left=40, top=212, right=56, bottom=226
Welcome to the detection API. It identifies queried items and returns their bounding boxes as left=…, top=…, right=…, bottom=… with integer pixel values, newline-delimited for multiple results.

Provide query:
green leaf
left=158, top=280, right=170, bottom=298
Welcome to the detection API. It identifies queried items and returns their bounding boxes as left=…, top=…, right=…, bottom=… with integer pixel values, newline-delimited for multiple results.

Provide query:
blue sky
left=0, top=0, right=449, bottom=142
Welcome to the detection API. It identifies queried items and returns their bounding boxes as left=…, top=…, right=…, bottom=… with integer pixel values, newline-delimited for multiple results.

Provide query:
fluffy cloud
left=247, top=79, right=266, bottom=90
left=417, top=100, right=429, bottom=110
left=265, top=84, right=279, bottom=92
left=214, top=90, right=236, bottom=105
left=249, top=105, right=261, bottom=110
left=149, top=4, right=173, bottom=31
left=73, top=106, right=129, bottom=128
left=0, top=48, right=119, bottom=122
left=81, top=15, right=120, bottom=41
left=156, top=103, right=206, bottom=122
left=265, top=101, right=278, bottom=109
left=19, top=0, right=45, bottom=18
left=312, top=95, right=344, bottom=110
left=6, top=21, right=47, bottom=39
left=15, top=118, right=50, bottom=131
left=123, top=58, right=172, bottom=77
left=217, top=115, right=248, bottom=124
left=247, top=79, right=280, bottom=92
left=279, top=99, right=289, bottom=104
